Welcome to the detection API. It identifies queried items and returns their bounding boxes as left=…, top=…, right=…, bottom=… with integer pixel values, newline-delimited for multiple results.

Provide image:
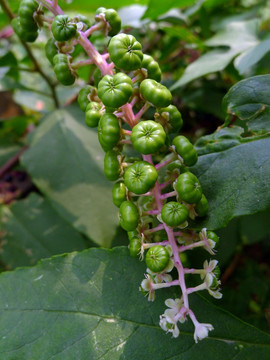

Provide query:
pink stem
left=78, top=32, right=113, bottom=76
left=152, top=280, right=179, bottom=290
left=173, top=231, right=183, bottom=237
left=187, top=309, right=200, bottom=327
left=38, top=0, right=64, bottom=15
left=143, top=240, right=169, bottom=248
left=145, top=223, right=165, bottom=233
left=186, top=283, right=207, bottom=295
left=145, top=209, right=160, bottom=215
left=84, top=23, right=104, bottom=37
left=71, top=59, right=93, bottom=69
left=160, top=191, right=177, bottom=200
left=130, top=96, right=138, bottom=107
left=134, top=103, right=150, bottom=122
left=121, top=103, right=137, bottom=128
left=165, top=225, right=189, bottom=309
left=155, top=156, right=176, bottom=171
left=159, top=179, right=174, bottom=190
left=179, top=240, right=205, bottom=252
left=102, top=53, right=109, bottom=60
left=184, top=268, right=204, bottom=274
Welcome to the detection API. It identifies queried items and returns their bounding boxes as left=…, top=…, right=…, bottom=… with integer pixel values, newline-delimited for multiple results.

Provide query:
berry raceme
left=14, top=0, right=221, bottom=343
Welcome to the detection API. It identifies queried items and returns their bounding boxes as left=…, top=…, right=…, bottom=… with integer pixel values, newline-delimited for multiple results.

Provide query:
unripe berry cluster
left=12, top=0, right=222, bottom=342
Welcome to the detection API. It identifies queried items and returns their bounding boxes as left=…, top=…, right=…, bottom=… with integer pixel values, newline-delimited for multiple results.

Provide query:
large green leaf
left=171, top=20, right=259, bottom=89
left=118, top=5, right=147, bottom=28
left=142, top=0, right=196, bottom=20
left=21, top=109, right=118, bottom=247
left=171, top=48, right=237, bottom=89
left=192, top=137, right=270, bottom=230
left=0, top=193, right=87, bottom=268
left=204, top=19, right=259, bottom=51
left=234, top=38, right=270, bottom=75
left=222, top=75, right=270, bottom=133
left=0, top=247, right=269, bottom=359
left=195, top=126, right=243, bottom=156
left=239, top=208, right=270, bottom=245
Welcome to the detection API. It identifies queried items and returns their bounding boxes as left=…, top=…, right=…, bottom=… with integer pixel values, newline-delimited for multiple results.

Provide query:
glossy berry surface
left=175, top=172, right=202, bottom=204
left=161, top=202, right=189, bottom=227
left=145, top=245, right=170, bottom=273
left=131, top=120, right=166, bottom=155
left=140, top=79, right=172, bottom=108
left=124, top=161, right=158, bottom=195
left=119, top=201, right=139, bottom=231
left=108, top=34, right=143, bottom=71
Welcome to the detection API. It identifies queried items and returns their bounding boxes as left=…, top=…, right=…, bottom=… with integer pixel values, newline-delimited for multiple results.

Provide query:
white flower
left=199, top=228, right=216, bottom=255
left=203, top=259, right=219, bottom=274
left=164, top=298, right=184, bottom=321
left=140, top=274, right=155, bottom=301
left=159, top=314, right=180, bottom=338
left=199, top=259, right=222, bottom=299
left=201, top=259, right=219, bottom=281
left=194, top=322, right=214, bottom=343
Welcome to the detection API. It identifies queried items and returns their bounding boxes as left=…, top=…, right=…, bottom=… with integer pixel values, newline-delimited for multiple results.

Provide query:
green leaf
left=118, top=5, right=147, bottom=28
left=181, top=85, right=226, bottom=120
left=222, top=75, right=270, bottom=133
left=0, top=247, right=270, bottom=359
left=192, top=137, right=270, bottom=230
left=142, top=0, right=196, bottom=20
left=205, top=19, right=259, bottom=51
left=13, top=90, right=55, bottom=113
left=163, top=26, right=204, bottom=48
left=0, top=193, right=87, bottom=268
left=21, top=109, right=118, bottom=247
left=171, top=49, right=237, bottom=89
left=0, top=66, right=9, bottom=79
left=239, top=208, right=270, bottom=245
left=234, top=38, right=270, bottom=74
left=195, top=126, right=243, bottom=156
left=171, top=20, right=259, bottom=89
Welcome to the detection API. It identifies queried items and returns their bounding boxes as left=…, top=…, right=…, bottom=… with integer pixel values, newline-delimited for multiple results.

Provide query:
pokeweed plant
left=8, top=0, right=223, bottom=343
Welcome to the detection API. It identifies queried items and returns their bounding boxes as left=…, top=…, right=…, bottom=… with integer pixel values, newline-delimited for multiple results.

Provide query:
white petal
left=141, top=278, right=151, bottom=291
left=205, top=273, right=213, bottom=287
left=159, top=316, right=168, bottom=331
left=203, top=259, right=209, bottom=270
left=194, top=323, right=214, bottom=342
left=172, top=324, right=180, bottom=338
left=164, top=259, right=174, bottom=273
left=165, top=298, right=176, bottom=308
left=164, top=308, right=177, bottom=319
left=209, top=259, right=218, bottom=271
left=162, top=274, right=173, bottom=283
left=209, top=289, right=223, bottom=299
